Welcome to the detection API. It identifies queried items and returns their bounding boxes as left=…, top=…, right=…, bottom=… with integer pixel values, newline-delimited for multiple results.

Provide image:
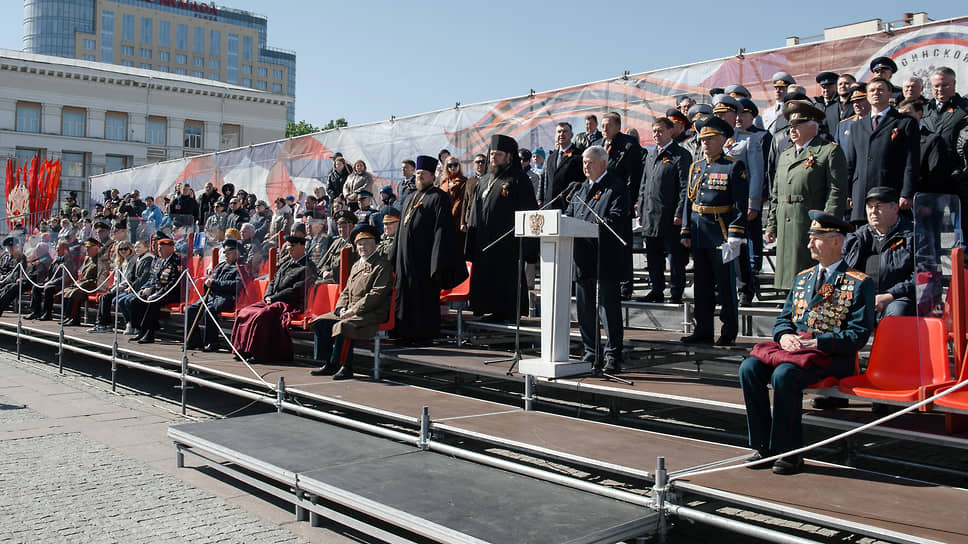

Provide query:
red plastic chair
left=373, top=289, right=396, bottom=381
left=837, top=316, right=951, bottom=404
left=439, top=261, right=472, bottom=345
left=289, top=283, right=341, bottom=330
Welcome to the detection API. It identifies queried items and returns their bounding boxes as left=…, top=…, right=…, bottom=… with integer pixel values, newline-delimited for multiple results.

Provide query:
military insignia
left=819, top=283, right=833, bottom=299
left=529, top=213, right=545, bottom=235
left=891, top=128, right=899, bottom=141
left=500, top=182, right=510, bottom=198
left=803, top=153, right=815, bottom=169
left=592, top=190, right=602, bottom=201
left=661, top=157, right=671, bottom=164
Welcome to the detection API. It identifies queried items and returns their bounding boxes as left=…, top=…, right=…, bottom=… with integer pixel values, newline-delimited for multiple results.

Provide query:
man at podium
left=564, top=146, right=629, bottom=373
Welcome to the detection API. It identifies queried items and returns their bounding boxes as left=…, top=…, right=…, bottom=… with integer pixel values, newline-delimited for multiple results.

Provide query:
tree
left=286, top=120, right=321, bottom=137
left=323, top=118, right=349, bottom=130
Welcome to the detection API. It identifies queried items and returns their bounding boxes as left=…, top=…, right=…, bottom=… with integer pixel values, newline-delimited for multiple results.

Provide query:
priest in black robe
left=464, top=134, right=539, bottom=322
left=390, top=155, right=468, bottom=343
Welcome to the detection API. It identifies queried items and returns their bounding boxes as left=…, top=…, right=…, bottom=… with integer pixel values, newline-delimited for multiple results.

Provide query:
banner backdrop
left=90, top=18, right=968, bottom=204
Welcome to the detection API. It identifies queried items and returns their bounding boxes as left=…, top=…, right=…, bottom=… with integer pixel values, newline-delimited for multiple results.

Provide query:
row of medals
left=798, top=281, right=853, bottom=334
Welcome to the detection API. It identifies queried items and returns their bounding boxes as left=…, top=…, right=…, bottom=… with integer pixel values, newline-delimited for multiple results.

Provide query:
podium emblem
left=529, top=213, right=545, bottom=235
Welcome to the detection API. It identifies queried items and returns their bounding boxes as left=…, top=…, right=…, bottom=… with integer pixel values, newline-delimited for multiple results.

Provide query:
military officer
left=725, top=84, right=764, bottom=129
left=763, top=72, right=796, bottom=134
left=128, top=237, right=182, bottom=344
left=311, top=224, right=393, bottom=380
left=683, top=104, right=714, bottom=160
left=869, top=56, right=904, bottom=104
left=767, top=101, right=848, bottom=291
left=680, top=115, right=747, bottom=346
left=814, top=71, right=841, bottom=135
left=186, top=239, right=247, bottom=351
left=737, top=98, right=773, bottom=276
left=715, top=94, right=761, bottom=306
left=62, top=238, right=101, bottom=326
left=739, top=211, right=874, bottom=475
left=317, top=210, right=359, bottom=283
left=377, top=206, right=399, bottom=262
left=834, top=83, right=870, bottom=155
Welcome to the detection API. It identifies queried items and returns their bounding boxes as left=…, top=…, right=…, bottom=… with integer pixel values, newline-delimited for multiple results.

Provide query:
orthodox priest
left=390, top=155, right=468, bottom=344
left=465, top=134, right=539, bottom=322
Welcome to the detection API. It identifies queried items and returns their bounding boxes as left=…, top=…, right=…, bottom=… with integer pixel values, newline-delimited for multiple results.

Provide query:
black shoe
left=38, top=312, right=52, bottom=321
left=137, top=331, right=155, bottom=344
left=590, top=364, right=604, bottom=377
left=201, top=343, right=219, bottom=352
left=811, top=396, right=849, bottom=410
left=310, top=363, right=339, bottom=376
left=603, top=358, right=622, bottom=373
left=738, top=293, right=753, bottom=307
left=637, top=292, right=664, bottom=303
left=185, top=342, right=204, bottom=350
left=745, top=449, right=773, bottom=469
left=332, top=366, right=354, bottom=380
left=772, top=455, right=804, bottom=475
left=62, top=317, right=81, bottom=327
left=580, top=352, right=596, bottom=363
left=669, top=296, right=683, bottom=304
left=715, top=336, right=736, bottom=346
left=680, top=334, right=714, bottom=345
left=25, top=313, right=39, bottom=320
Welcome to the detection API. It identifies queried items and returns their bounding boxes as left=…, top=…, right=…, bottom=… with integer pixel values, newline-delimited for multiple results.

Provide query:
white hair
left=582, top=145, right=608, bottom=162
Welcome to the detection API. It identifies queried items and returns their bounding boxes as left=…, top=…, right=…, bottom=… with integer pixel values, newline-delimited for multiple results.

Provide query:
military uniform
left=681, top=119, right=748, bottom=344
left=376, top=233, right=394, bottom=262
left=128, top=249, right=182, bottom=342
left=186, top=243, right=247, bottom=348
left=317, top=236, right=357, bottom=282
left=724, top=130, right=762, bottom=303
left=62, top=254, right=98, bottom=324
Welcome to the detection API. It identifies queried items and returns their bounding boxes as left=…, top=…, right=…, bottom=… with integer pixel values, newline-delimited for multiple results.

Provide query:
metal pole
left=373, top=336, right=381, bottom=381
left=180, top=272, right=189, bottom=415
left=669, top=505, right=823, bottom=544
left=111, top=280, right=120, bottom=392
left=16, top=264, right=23, bottom=360
left=523, top=374, right=534, bottom=411
left=419, top=406, right=430, bottom=450
left=58, top=267, right=65, bottom=374
left=653, top=457, right=668, bottom=540
left=276, top=377, right=285, bottom=413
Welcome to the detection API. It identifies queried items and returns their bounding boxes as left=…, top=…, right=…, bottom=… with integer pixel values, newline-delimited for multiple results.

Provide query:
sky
left=2, top=1, right=964, bottom=128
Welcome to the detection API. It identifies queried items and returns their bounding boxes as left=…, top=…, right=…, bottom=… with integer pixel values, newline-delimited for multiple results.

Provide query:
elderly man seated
left=843, top=187, right=914, bottom=319
left=739, top=211, right=874, bottom=475
left=186, top=239, right=247, bottom=352
left=311, top=225, right=392, bottom=380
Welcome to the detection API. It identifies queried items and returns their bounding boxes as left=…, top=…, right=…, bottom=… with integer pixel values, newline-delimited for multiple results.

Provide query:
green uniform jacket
left=767, top=140, right=847, bottom=290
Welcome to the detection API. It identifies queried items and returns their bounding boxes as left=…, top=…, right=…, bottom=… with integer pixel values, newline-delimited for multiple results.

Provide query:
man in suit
left=762, top=72, right=796, bottom=134
left=601, top=111, right=643, bottom=299
left=923, top=66, right=968, bottom=162
left=637, top=117, right=691, bottom=303
left=847, top=77, right=920, bottom=223
left=27, top=241, right=73, bottom=321
left=61, top=238, right=101, bottom=326
left=311, top=224, right=393, bottom=380
left=898, top=98, right=957, bottom=195
left=128, top=237, right=182, bottom=344
left=573, top=114, right=603, bottom=149
left=680, top=115, right=747, bottom=346
left=0, top=240, right=45, bottom=318
left=739, top=211, right=874, bottom=475
left=566, top=145, right=627, bottom=373
left=814, top=72, right=841, bottom=135
left=542, top=122, right=586, bottom=209
left=186, top=239, right=247, bottom=351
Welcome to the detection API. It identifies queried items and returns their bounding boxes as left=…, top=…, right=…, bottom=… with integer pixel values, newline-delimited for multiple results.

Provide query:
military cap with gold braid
left=807, top=210, right=854, bottom=236
left=712, top=94, right=742, bottom=114
left=771, top=71, right=796, bottom=87
left=380, top=206, right=400, bottom=223
left=350, top=224, right=380, bottom=244
left=694, top=114, right=733, bottom=139
left=782, top=100, right=826, bottom=125
left=848, top=82, right=867, bottom=102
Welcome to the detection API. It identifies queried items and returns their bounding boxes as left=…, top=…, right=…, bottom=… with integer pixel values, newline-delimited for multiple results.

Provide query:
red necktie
left=872, top=116, right=878, bottom=131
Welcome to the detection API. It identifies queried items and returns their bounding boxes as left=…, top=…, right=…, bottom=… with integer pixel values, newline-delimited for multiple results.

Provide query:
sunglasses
left=447, top=163, right=460, bottom=168
left=473, top=160, right=484, bottom=164
left=120, top=247, right=132, bottom=251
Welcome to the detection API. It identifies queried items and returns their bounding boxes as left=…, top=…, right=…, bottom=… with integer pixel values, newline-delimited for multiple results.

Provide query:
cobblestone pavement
left=0, top=349, right=362, bottom=544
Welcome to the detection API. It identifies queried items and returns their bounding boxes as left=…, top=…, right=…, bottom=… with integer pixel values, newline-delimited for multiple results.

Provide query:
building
left=22, top=0, right=296, bottom=123
left=0, top=48, right=290, bottom=210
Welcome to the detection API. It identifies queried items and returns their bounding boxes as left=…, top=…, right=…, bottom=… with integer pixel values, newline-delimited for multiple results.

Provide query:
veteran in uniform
left=376, top=206, right=399, bottom=262
left=317, top=210, right=358, bottom=283
left=311, top=225, right=393, bottom=380
left=128, top=236, right=182, bottom=344
left=739, top=211, right=874, bottom=474
left=186, top=239, right=248, bottom=351
left=61, top=238, right=101, bottom=326
left=736, top=97, right=772, bottom=276
left=767, top=101, right=848, bottom=291
left=680, top=115, right=747, bottom=346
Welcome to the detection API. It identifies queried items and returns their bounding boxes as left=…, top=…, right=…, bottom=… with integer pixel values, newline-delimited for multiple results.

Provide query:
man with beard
left=391, top=155, right=467, bottom=343
left=465, top=135, right=539, bottom=322
left=542, top=122, right=586, bottom=210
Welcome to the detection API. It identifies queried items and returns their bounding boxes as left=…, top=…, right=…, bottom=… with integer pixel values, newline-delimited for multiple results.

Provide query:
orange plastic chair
left=289, top=283, right=341, bottom=330
left=805, top=354, right=860, bottom=392
left=837, top=316, right=951, bottom=403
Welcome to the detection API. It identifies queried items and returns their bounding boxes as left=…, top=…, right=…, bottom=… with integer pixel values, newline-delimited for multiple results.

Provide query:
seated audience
left=186, top=239, right=247, bottom=352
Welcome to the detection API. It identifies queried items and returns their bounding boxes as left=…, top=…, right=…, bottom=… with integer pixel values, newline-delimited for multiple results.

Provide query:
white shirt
left=817, top=259, right=843, bottom=286
left=587, top=171, right=606, bottom=186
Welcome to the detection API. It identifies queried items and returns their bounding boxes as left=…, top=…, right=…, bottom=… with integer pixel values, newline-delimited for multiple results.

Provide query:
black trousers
left=748, top=212, right=764, bottom=273
left=644, top=235, right=686, bottom=299
left=692, top=247, right=738, bottom=339
left=31, top=284, right=58, bottom=315
left=95, top=289, right=118, bottom=326
left=576, top=277, right=623, bottom=361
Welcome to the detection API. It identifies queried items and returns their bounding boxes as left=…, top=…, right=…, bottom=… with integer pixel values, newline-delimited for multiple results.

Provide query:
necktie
left=872, top=116, right=878, bottom=130
left=816, top=268, right=826, bottom=293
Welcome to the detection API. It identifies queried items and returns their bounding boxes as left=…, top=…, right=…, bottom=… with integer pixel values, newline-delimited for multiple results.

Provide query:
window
left=209, top=30, right=220, bottom=55
left=208, top=58, right=220, bottom=69
left=104, top=155, right=130, bottom=173
left=192, top=71, right=203, bottom=78
left=140, top=63, right=152, bottom=70
left=241, top=78, right=252, bottom=87
left=16, top=102, right=41, bottom=133
left=273, top=69, right=283, bottom=79
left=272, top=83, right=283, bottom=93
left=242, top=36, right=253, bottom=61
left=193, top=27, right=204, bottom=52
left=184, top=121, right=203, bottom=149
left=256, top=80, right=267, bottom=90
left=61, top=152, right=86, bottom=178
left=148, top=117, right=166, bottom=146
left=157, top=66, right=170, bottom=73
left=257, top=67, right=267, bottom=77
left=175, top=68, right=187, bottom=75
left=104, top=112, right=128, bottom=141
left=159, top=21, right=170, bottom=47
left=241, top=64, right=252, bottom=75
left=62, top=108, right=85, bottom=137
left=121, top=60, right=134, bottom=67
left=82, top=54, right=96, bottom=62
left=121, top=45, right=134, bottom=56
left=82, top=39, right=96, bottom=50
left=141, top=17, right=152, bottom=44
left=221, top=124, right=240, bottom=150
left=193, top=56, right=204, bottom=66
left=208, top=73, right=219, bottom=80
left=122, top=14, right=135, bottom=41
left=158, top=51, right=169, bottom=61
left=140, top=48, right=152, bottom=59
left=15, top=148, right=43, bottom=170
left=175, top=54, right=187, bottom=64
left=100, top=11, right=113, bottom=63
left=176, top=24, right=187, bottom=49
left=226, top=34, right=238, bottom=84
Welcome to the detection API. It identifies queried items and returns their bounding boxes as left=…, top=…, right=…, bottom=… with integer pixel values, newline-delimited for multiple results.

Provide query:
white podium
left=514, top=209, right=598, bottom=378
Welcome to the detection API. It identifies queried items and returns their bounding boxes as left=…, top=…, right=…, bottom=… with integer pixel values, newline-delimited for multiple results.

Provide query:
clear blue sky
left=4, top=1, right=963, bottom=127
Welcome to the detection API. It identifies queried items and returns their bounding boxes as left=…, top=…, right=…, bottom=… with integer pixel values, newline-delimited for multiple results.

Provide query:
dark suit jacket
left=604, top=132, right=644, bottom=207
left=638, top=141, right=691, bottom=238
left=266, top=254, right=315, bottom=309
left=847, top=108, right=920, bottom=222
left=565, top=171, right=628, bottom=281
left=542, top=145, right=585, bottom=209
left=923, top=94, right=968, bottom=147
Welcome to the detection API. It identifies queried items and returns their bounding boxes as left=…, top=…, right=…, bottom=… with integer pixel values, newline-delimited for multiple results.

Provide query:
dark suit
left=565, top=171, right=628, bottom=363
left=542, top=145, right=585, bottom=209
left=0, top=254, right=44, bottom=313
left=604, top=132, right=643, bottom=295
left=130, top=253, right=182, bottom=333
left=922, top=93, right=968, bottom=150
left=30, top=254, right=72, bottom=318
left=822, top=99, right=852, bottom=136
left=847, top=108, right=920, bottom=223
left=187, top=260, right=246, bottom=346
left=739, top=262, right=874, bottom=452
left=638, top=141, right=691, bottom=299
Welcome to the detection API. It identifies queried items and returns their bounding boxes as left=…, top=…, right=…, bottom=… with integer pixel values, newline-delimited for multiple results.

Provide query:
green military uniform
left=317, top=236, right=357, bottom=281
left=376, top=233, right=394, bottom=262
left=767, top=102, right=848, bottom=290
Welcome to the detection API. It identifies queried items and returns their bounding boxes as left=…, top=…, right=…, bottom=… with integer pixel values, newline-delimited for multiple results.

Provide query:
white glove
left=721, top=237, right=745, bottom=263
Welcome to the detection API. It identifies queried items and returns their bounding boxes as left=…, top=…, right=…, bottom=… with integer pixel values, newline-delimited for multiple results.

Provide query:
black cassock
left=465, top=167, right=539, bottom=319
left=390, top=187, right=467, bottom=340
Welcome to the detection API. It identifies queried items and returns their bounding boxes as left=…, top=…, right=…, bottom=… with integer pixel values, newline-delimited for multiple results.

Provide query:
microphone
left=568, top=190, right=627, bottom=247
left=481, top=180, right=585, bottom=253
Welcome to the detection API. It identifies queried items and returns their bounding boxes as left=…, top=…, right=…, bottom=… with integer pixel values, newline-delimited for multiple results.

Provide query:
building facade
left=23, top=0, right=296, bottom=122
left=0, top=49, right=289, bottom=210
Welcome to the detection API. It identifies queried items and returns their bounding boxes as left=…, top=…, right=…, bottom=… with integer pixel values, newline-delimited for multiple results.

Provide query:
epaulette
left=797, top=267, right=814, bottom=277
left=723, top=155, right=739, bottom=162
left=737, top=129, right=751, bottom=135
left=845, top=270, right=868, bottom=281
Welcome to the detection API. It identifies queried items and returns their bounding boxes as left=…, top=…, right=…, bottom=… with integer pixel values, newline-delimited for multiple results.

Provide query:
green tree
left=286, top=120, right=321, bottom=137
left=322, top=118, right=349, bottom=130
